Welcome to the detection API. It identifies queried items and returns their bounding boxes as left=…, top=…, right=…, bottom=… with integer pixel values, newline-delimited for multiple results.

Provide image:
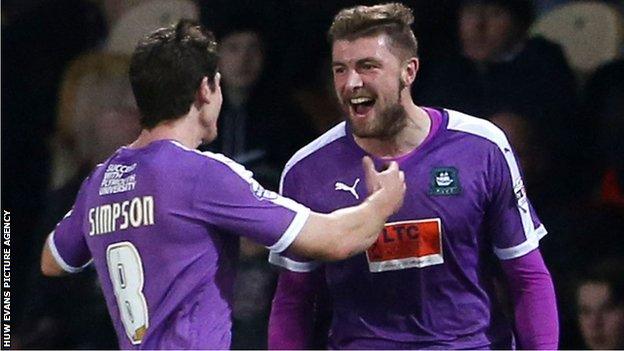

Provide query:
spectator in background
left=542, top=202, right=624, bottom=349
left=201, top=17, right=318, bottom=349
left=17, top=53, right=140, bottom=349
left=489, top=112, right=549, bottom=203
left=52, top=53, right=141, bottom=190
left=204, top=17, right=317, bottom=190
left=1, top=0, right=107, bottom=330
left=582, top=59, right=624, bottom=208
left=414, top=0, right=581, bottom=206
left=575, top=258, right=624, bottom=350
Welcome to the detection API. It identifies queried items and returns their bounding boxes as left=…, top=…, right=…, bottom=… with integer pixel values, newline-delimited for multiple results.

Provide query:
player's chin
left=351, top=121, right=380, bottom=139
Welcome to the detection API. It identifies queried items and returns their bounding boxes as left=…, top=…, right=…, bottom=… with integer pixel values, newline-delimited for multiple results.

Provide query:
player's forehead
left=331, top=34, right=396, bottom=65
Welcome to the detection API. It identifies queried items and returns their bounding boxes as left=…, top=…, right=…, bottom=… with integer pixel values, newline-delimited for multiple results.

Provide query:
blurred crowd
left=2, top=0, right=623, bottom=349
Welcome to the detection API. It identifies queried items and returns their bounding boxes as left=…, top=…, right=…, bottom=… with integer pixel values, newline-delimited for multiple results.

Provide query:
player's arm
left=41, top=227, right=92, bottom=277
left=288, top=157, right=405, bottom=261
left=484, top=130, right=558, bottom=349
left=500, top=249, right=558, bottom=350
left=41, top=241, right=67, bottom=276
left=40, top=184, right=93, bottom=277
left=269, top=269, right=323, bottom=349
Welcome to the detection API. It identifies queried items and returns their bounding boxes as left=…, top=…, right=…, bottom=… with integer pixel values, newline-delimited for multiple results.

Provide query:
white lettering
left=120, top=201, right=130, bottom=230
left=89, top=208, right=95, bottom=235
left=88, top=197, right=155, bottom=236
left=112, top=203, right=121, bottom=231
left=129, top=198, right=142, bottom=227
left=143, top=196, right=154, bottom=225
left=101, top=205, right=113, bottom=234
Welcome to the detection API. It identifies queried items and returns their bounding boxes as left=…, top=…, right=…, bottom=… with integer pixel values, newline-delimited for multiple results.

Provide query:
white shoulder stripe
left=47, top=231, right=92, bottom=273
left=279, top=122, right=346, bottom=194
left=446, top=110, right=508, bottom=148
left=446, top=110, right=547, bottom=260
left=169, top=141, right=254, bottom=182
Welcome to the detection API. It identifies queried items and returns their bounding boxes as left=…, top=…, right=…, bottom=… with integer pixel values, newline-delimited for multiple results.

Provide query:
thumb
left=385, top=161, right=399, bottom=174
left=362, top=156, right=379, bottom=194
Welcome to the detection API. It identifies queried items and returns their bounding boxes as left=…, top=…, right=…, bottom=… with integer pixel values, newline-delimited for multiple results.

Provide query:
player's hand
left=362, top=156, right=406, bottom=217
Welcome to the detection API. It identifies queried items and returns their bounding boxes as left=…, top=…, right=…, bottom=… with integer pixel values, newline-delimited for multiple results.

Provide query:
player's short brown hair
left=129, top=19, right=218, bottom=129
left=328, top=3, right=418, bottom=60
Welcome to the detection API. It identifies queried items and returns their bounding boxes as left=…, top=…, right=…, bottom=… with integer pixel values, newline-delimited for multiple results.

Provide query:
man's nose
left=345, top=70, right=363, bottom=91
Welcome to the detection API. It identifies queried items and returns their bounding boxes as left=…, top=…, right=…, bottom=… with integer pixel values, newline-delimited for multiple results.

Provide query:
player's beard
left=345, top=79, right=408, bottom=140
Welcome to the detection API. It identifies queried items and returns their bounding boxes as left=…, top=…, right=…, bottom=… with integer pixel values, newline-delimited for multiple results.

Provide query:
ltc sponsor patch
left=366, top=218, right=443, bottom=272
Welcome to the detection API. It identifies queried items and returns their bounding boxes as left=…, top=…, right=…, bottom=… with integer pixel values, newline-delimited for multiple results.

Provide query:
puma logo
left=335, top=178, right=360, bottom=199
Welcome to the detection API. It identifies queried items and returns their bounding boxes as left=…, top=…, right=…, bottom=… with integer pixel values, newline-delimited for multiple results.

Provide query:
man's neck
left=354, top=103, right=431, bottom=159
left=130, top=113, right=203, bottom=150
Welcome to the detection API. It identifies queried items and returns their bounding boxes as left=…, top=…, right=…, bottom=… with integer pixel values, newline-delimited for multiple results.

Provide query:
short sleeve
left=48, top=183, right=93, bottom=272
left=192, top=154, right=310, bottom=253
left=485, top=145, right=547, bottom=260
left=268, top=166, right=321, bottom=272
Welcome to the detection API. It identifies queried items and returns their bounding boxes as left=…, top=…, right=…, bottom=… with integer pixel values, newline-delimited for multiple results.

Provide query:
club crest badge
left=429, top=167, right=461, bottom=196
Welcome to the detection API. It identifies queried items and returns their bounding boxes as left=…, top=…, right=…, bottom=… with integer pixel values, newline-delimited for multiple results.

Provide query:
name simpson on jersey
left=89, top=196, right=155, bottom=235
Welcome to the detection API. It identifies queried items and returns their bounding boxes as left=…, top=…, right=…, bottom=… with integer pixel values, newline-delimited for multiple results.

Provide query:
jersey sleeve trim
left=47, top=231, right=92, bottom=273
left=268, top=251, right=321, bottom=272
left=267, top=205, right=311, bottom=253
left=494, top=224, right=548, bottom=260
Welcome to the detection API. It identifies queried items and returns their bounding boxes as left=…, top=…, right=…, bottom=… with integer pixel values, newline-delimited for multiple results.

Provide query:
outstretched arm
left=500, top=249, right=559, bottom=350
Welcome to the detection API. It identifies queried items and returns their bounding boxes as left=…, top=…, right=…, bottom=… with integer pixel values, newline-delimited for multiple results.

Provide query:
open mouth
left=349, top=97, right=376, bottom=117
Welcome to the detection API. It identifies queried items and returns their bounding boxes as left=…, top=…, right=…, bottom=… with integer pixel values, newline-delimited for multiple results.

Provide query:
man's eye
left=362, top=64, right=375, bottom=70
left=333, top=67, right=345, bottom=74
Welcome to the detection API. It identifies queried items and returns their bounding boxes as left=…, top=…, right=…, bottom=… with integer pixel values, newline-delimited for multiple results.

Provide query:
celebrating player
left=268, top=3, right=558, bottom=349
left=39, top=20, right=406, bottom=349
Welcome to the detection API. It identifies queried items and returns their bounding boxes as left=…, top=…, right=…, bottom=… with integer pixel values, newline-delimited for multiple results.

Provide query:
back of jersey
left=49, top=139, right=309, bottom=348
left=52, top=140, right=238, bottom=349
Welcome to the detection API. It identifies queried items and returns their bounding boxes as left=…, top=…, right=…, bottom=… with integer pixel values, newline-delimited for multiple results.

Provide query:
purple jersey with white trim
left=269, top=108, right=546, bottom=349
left=50, top=140, right=309, bottom=349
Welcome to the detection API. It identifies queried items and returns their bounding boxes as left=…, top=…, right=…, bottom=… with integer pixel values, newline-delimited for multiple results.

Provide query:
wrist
left=364, top=191, right=391, bottom=221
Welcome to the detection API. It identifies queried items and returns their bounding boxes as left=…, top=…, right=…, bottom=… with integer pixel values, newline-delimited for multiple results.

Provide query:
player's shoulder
left=444, top=109, right=509, bottom=151
left=169, top=141, right=254, bottom=181
left=282, top=121, right=347, bottom=176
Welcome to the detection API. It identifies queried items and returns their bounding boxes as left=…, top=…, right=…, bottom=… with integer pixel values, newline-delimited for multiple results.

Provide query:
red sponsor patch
left=366, top=218, right=443, bottom=272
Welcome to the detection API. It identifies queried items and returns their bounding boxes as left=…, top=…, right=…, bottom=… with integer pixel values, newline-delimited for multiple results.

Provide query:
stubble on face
left=343, top=77, right=408, bottom=140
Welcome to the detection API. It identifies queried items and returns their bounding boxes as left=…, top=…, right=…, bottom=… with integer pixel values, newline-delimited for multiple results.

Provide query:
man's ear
left=401, top=57, right=419, bottom=87
left=197, top=77, right=211, bottom=104
left=198, top=73, right=221, bottom=104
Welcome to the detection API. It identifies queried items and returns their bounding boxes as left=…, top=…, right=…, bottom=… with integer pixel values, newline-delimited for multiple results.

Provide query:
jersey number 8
left=106, top=242, right=149, bottom=344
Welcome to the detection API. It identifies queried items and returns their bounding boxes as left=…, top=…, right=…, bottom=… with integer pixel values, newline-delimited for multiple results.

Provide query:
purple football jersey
left=269, top=108, right=547, bottom=349
left=49, top=140, right=309, bottom=349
